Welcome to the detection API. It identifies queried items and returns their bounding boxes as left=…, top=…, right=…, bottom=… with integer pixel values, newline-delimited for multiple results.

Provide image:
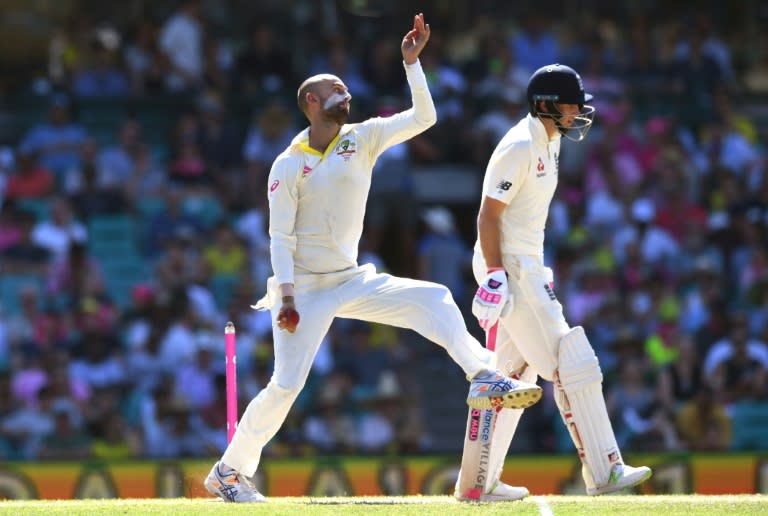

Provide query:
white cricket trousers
left=472, top=253, right=570, bottom=380
left=222, top=263, right=496, bottom=476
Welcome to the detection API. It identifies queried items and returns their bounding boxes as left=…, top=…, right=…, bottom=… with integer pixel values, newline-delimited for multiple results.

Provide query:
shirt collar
left=291, top=124, right=353, bottom=158
left=527, top=113, right=559, bottom=144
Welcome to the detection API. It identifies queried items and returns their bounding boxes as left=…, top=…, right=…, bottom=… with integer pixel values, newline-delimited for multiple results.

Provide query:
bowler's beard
left=322, top=102, right=350, bottom=125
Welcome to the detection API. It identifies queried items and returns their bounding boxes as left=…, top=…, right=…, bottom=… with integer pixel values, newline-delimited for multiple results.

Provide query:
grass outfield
left=0, top=495, right=766, bottom=515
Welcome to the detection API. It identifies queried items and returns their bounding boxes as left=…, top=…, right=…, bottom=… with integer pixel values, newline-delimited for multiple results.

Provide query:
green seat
left=88, top=215, right=137, bottom=247
left=183, top=195, right=225, bottom=230
left=88, top=215, right=136, bottom=237
left=730, top=401, right=768, bottom=450
left=136, top=197, right=167, bottom=221
left=210, top=273, right=240, bottom=308
left=15, top=198, right=50, bottom=221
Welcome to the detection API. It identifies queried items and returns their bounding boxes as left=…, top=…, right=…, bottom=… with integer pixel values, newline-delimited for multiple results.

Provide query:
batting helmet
left=527, top=64, right=595, bottom=141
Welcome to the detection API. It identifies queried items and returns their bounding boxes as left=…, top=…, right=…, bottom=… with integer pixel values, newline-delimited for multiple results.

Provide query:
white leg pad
left=556, top=326, right=622, bottom=488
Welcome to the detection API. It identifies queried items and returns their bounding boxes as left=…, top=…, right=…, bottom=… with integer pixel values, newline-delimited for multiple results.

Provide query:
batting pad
left=556, top=326, right=622, bottom=488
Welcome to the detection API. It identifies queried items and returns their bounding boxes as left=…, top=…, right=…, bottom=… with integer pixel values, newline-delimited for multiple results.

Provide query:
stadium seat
left=15, top=197, right=50, bottom=221
left=730, top=400, right=768, bottom=450
left=182, top=195, right=224, bottom=230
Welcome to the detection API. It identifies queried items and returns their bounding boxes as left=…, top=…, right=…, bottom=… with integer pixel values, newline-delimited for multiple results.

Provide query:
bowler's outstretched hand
left=401, top=13, right=430, bottom=65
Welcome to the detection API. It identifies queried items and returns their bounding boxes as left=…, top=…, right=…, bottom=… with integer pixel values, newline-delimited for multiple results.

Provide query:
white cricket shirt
left=267, top=60, right=436, bottom=285
left=474, top=114, right=561, bottom=259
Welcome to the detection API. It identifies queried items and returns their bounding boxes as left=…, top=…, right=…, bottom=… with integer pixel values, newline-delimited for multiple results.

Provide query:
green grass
left=0, top=496, right=767, bottom=515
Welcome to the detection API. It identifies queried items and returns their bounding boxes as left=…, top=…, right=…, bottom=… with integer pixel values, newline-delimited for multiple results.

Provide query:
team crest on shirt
left=335, top=138, right=357, bottom=161
left=536, top=157, right=546, bottom=177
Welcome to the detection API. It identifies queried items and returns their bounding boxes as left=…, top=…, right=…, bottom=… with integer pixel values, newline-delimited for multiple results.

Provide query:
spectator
left=675, top=385, right=732, bottom=451
left=612, top=198, right=679, bottom=269
left=4, top=150, right=54, bottom=201
left=37, top=405, right=92, bottom=460
left=173, top=332, right=220, bottom=410
left=1, top=211, right=52, bottom=275
left=0, top=147, right=13, bottom=209
left=30, top=196, right=88, bottom=261
left=657, top=335, right=704, bottom=411
left=95, top=119, right=153, bottom=190
left=235, top=22, right=293, bottom=96
left=364, top=100, right=419, bottom=275
left=302, top=377, right=357, bottom=453
left=90, top=410, right=142, bottom=459
left=509, top=11, right=559, bottom=74
left=19, top=94, right=88, bottom=174
left=704, top=314, right=768, bottom=396
left=195, top=92, right=241, bottom=188
left=417, top=206, right=471, bottom=304
left=66, top=141, right=128, bottom=219
left=0, top=385, right=56, bottom=459
left=242, top=100, right=297, bottom=192
left=201, top=222, right=248, bottom=278
left=707, top=318, right=768, bottom=403
left=144, top=188, right=201, bottom=258
left=123, top=19, right=164, bottom=95
left=158, top=0, right=205, bottom=92
left=46, top=242, right=104, bottom=304
left=168, top=113, right=208, bottom=187
left=71, top=26, right=130, bottom=98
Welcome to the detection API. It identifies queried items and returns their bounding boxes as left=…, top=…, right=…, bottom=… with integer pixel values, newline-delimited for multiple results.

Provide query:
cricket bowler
left=203, top=13, right=542, bottom=503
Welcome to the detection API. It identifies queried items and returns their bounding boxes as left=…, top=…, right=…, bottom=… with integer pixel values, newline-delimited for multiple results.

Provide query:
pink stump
left=224, top=321, right=237, bottom=444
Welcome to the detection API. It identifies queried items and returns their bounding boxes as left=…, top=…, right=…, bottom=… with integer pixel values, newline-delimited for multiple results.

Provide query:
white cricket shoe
left=587, top=463, right=652, bottom=495
left=467, top=370, right=542, bottom=410
left=204, top=461, right=266, bottom=502
left=456, top=480, right=529, bottom=502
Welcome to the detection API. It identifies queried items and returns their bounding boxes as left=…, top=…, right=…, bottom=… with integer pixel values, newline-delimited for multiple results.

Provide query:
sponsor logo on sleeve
left=496, top=180, right=512, bottom=191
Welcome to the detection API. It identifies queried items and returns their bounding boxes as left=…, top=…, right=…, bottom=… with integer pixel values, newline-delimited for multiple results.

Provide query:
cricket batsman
left=203, top=13, right=542, bottom=503
left=455, top=64, right=652, bottom=502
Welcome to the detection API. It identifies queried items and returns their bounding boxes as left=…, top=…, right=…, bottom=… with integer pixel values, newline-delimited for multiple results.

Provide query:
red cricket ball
left=279, top=307, right=300, bottom=333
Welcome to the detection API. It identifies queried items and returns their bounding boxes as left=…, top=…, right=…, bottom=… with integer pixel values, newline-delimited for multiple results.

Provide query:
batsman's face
left=555, top=103, right=580, bottom=127
left=319, top=79, right=351, bottom=125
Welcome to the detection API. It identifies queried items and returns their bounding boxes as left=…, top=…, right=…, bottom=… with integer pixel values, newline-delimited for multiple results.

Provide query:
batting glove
left=472, top=269, right=512, bottom=331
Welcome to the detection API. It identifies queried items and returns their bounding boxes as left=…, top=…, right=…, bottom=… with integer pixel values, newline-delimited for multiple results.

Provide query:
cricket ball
left=280, top=307, right=300, bottom=332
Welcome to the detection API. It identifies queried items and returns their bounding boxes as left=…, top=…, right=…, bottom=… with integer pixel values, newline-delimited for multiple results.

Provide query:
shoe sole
left=587, top=468, right=653, bottom=495
left=204, top=478, right=227, bottom=501
left=466, top=386, right=542, bottom=410
left=457, top=493, right=529, bottom=502
left=204, top=476, right=267, bottom=503
left=205, top=475, right=239, bottom=503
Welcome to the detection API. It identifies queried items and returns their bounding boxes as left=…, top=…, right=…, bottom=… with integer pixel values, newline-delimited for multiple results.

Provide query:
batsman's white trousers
left=473, top=253, right=568, bottom=381
left=222, top=263, right=496, bottom=476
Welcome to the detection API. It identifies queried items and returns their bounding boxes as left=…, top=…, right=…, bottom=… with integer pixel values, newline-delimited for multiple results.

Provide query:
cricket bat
left=455, top=322, right=500, bottom=500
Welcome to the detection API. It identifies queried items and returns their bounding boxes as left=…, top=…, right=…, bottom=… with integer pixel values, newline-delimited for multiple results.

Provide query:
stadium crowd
left=0, top=0, right=767, bottom=461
